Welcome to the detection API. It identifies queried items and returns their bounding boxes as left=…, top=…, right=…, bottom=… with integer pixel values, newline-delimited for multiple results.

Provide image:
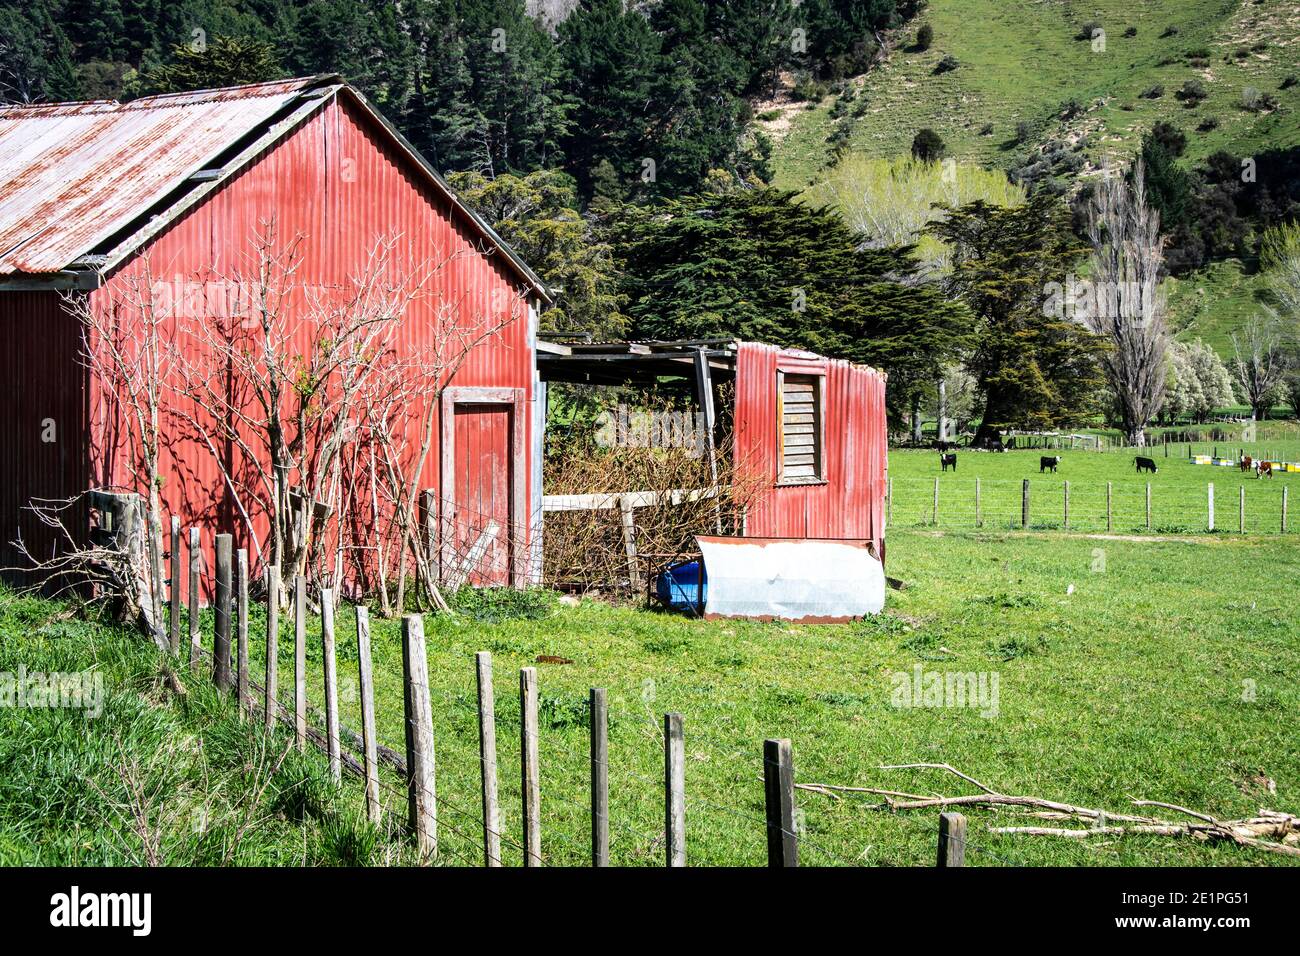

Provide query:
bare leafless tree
left=1231, top=316, right=1288, bottom=420
left=169, top=222, right=438, bottom=602
left=39, top=262, right=174, bottom=644
left=360, top=285, right=526, bottom=616
left=1084, top=158, right=1168, bottom=446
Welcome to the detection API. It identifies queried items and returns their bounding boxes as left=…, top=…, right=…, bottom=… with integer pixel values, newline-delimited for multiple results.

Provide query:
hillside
left=767, top=0, right=1298, bottom=360
left=770, top=0, right=1300, bottom=189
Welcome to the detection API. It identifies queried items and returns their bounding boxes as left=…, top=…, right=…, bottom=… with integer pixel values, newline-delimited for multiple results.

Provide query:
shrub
left=1241, top=86, right=1275, bottom=112
left=1197, top=115, right=1220, bottom=132
left=933, top=54, right=959, bottom=75
left=1280, top=75, right=1297, bottom=91
left=915, top=23, right=933, bottom=51
left=910, top=127, right=945, bottom=161
left=1139, top=84, right=1165, bottom=99
left=979, top=121, right=994, bottom=136
left=791, top=73, right=827, bottom=102
left=1176, top=79, right=1208, bottom=106
left=757, top=108, right=781, bottom=122
left=1160, top=26, right=1179, bottom=38
left=1124, top=26, right=1137, bottom=38
left=1076, top=21, right=1103, bottom=41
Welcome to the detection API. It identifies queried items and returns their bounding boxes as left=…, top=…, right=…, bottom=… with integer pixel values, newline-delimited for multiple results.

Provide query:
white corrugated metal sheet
left=697, top=535, right=885, bottom=622
left=0, top=78, right=324, bottom=275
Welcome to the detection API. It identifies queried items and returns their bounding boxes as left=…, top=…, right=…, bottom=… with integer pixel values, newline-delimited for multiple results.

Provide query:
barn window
left=778, top=372, right=824, bottom=483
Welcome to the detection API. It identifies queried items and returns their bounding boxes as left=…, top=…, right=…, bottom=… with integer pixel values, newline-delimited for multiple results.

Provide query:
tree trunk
left=911, top=397, right=923, bottom=444
left=937, top=378, right=948, bottom=442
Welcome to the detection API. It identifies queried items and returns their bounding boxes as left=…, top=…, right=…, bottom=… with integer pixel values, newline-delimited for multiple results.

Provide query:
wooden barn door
left=441, top=388, right=526, bottom=588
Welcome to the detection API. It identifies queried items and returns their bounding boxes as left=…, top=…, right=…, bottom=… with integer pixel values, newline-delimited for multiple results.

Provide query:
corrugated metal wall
left=5, top=93, right=535, bottom=587
left=733, top=342, right=888, bottom=562
left=0, top=291, right=87, bottom=575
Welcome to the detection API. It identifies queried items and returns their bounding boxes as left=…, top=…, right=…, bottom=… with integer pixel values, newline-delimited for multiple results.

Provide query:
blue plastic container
left=655, top=559, right=707, bottom=613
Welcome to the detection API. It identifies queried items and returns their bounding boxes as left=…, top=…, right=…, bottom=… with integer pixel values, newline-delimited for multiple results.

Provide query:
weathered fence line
left=177, top=527, right=995, bottom=867
left=890, top=477, right=1294, bottom=535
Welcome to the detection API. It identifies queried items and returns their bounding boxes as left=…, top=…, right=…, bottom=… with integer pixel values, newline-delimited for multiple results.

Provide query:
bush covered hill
left=768, top=0, right=1299, bottom=357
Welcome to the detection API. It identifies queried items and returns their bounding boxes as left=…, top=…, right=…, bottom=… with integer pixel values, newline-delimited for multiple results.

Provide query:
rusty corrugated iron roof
left=0, top=77, right=333, bottom=275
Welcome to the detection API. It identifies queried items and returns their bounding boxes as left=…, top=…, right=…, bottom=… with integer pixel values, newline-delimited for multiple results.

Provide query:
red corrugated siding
left=0, top=292, right=88, bottom=574
left=78, top=94, right=535, bottom=585
left=733, top=342, right=888, bottom=562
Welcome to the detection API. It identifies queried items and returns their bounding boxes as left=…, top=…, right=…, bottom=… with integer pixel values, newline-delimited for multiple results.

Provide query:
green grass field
left=0, top=592, right=408, bottom=865
left=889, top=444, right=1300, bottom=533
left=16, top=523, right=1279, bottom=867
left=771, top=0, right=1300, bottom=190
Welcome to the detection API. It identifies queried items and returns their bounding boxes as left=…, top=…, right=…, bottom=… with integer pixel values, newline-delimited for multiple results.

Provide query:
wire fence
left=166, top=530, right=1005, bottom=867
left=887, top=476, right=1294, bottom=535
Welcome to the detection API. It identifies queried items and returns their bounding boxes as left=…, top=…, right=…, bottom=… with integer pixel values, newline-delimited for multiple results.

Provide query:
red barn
left=0, top=76, right=550, bottom=590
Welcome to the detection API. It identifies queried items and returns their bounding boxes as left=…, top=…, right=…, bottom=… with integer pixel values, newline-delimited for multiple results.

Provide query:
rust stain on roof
left=0, top=77, right=329, bottom=275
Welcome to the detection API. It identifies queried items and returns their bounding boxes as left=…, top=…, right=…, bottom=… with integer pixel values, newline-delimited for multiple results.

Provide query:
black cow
left=940, top=453, right=957, bottom=472
left=1134, top=456, right=1158, bottom=474
left=1040, top=455, right=1061, bottom=473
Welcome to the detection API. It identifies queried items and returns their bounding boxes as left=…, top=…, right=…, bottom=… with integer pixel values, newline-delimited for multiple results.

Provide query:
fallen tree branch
left=799, top=763, right=1300, bottom=859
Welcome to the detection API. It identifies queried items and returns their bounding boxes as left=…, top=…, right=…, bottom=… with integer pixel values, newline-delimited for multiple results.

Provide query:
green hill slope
left=771, top=0, right=1299, bottom=189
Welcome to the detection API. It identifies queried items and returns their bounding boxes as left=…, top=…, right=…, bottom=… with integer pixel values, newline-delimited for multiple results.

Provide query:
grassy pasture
left=132, top=526, right=1297, bottom=867
left=888, top=445, right=1300, bottom=533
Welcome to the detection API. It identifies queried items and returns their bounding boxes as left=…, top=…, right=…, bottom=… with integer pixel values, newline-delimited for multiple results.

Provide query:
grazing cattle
left=1134, top=456, right=1158, bottom=474
left=1257, top=461, right=1273, bottom=479
left=940, top=453, right=957, bottom=472
left=1239, top=455, right=1253, bottom=473
left=988, top=439, right=1006, bottom=453
left=935, top=440, right=957, bottom=452
left=1040, top=455, right=1062, bottom=473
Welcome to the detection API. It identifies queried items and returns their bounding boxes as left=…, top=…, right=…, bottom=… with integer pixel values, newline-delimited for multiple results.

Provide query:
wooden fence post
left=1021, top=479, right=1030, bottom=529
left=932, top=477, right=939, bottom=525
left=264, top=564, right=279, bottom=729
left=975, top=477, right=982, bottom=528
left=520, top=666, right=541, bottom=866
left=1106, top=482, right=1112, bottom=532
left=618, top=497, right=642, bottom=592
left=1063, top=480, right=1069, bottom=529
left=187, top=527, right=201, bottom=674
left=476, top=651, right=502, bottom=867
left=1208, top=482, right=1215, bottom=532
left=168, top=516, right=181, bottom=655
left=236, top=548, right=249, bottom=715
left=1283, top=486, right=1289, bottom=533
left=937, top=811, right=967, bottom=867
left=213, top=534, right=232, bottom=692
left=665, top=712, right=686, bottom=867
left=1240, top=485, right=1246, bottom=534
left=355, top=605, right=381, bottom=824
left=320, top=587, right=341, bottom=783
left=1146, top=482, right=1152, bottom=531
left=293, top=574, right=307, bottom=750
left=590, top=687, right=609, bottom=867
left=402, top=614, right=437, bottom=859
left=763, top=738, right=798, bottom=867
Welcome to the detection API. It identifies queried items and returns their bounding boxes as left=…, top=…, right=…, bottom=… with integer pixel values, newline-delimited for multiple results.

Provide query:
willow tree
left=1084, top=159, right=1169, bottom=446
